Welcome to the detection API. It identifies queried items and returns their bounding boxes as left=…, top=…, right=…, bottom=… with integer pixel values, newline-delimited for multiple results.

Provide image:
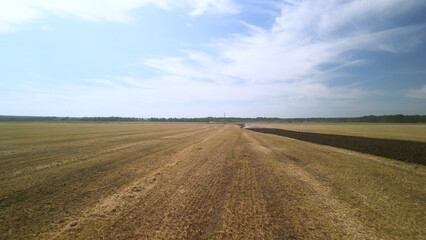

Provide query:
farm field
left=0, top=122, right=425, bottom=239
left=247, top=123, right=426, bottom=142
left=247, top=127, right=426, bottom=165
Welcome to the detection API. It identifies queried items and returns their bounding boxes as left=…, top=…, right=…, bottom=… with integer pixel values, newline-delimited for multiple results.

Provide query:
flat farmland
left=247, top=123, right=426, bottom=142
left=0, top=122, right=425, bottom=239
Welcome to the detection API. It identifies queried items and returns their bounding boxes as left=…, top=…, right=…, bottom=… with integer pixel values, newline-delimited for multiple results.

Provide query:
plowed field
left=248, top=128, right=426, bottom=164
left=0, top=123, right=425, bottom=239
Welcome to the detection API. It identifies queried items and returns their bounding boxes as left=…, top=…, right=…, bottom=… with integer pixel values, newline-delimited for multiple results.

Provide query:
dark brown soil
left=247, top=128, right=426, bottom=165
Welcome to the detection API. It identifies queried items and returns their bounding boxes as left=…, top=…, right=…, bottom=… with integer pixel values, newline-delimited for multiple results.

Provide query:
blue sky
left=1, top=0, right=425, bottom=118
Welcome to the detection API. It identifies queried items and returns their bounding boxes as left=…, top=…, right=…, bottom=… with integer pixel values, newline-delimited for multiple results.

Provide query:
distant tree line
left=149, top=115, right=426, bottom=123
left=0, top=116, right=144, bottom=122
left=350, top=114, right=426, bottom=123
left=1, top=114, right=425, bottom=123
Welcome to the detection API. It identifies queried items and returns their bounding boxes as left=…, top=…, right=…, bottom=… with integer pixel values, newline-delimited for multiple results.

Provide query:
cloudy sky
left=1, top=0, right=425, bottom=118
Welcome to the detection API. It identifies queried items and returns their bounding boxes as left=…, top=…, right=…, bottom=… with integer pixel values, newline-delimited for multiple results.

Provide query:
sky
left=0, top=0, right=425, bottom=118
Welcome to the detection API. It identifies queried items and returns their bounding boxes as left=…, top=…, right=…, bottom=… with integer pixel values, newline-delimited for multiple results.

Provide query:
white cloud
left=0, top=0, right=238, bottom=33
left=188, top=0, right=238, bottom=16
left=137, top=0, right=425, bottom=105
left=286, top=0, right=424, bottom=36
left=405, top=85, right=426, bottom=99
left=0, top=1, right=43, bottom=32
left=4, top=0, right=425, bottom=117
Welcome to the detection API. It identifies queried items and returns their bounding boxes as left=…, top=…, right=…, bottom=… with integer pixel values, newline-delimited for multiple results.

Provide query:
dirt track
left=1, top=123, right=425, bottom=239
left=248, top=127, right=426, bottom=165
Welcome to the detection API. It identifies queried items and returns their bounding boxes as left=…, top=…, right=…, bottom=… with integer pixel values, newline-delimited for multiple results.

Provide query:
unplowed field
left=0, top=123, right=425, bottom=239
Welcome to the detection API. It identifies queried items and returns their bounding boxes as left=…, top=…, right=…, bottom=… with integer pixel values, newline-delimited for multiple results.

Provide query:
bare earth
left=0, top=123, right=424, bottom=239
left=247, top=123, right=426, bottom=142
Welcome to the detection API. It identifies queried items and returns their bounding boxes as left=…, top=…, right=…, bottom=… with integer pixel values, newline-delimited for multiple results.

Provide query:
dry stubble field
left=0, top=122, right=425, bottom=239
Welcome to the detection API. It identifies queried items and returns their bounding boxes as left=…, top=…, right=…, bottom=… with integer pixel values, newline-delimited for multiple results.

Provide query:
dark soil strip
left=247, top=128, right=426, bottom=165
